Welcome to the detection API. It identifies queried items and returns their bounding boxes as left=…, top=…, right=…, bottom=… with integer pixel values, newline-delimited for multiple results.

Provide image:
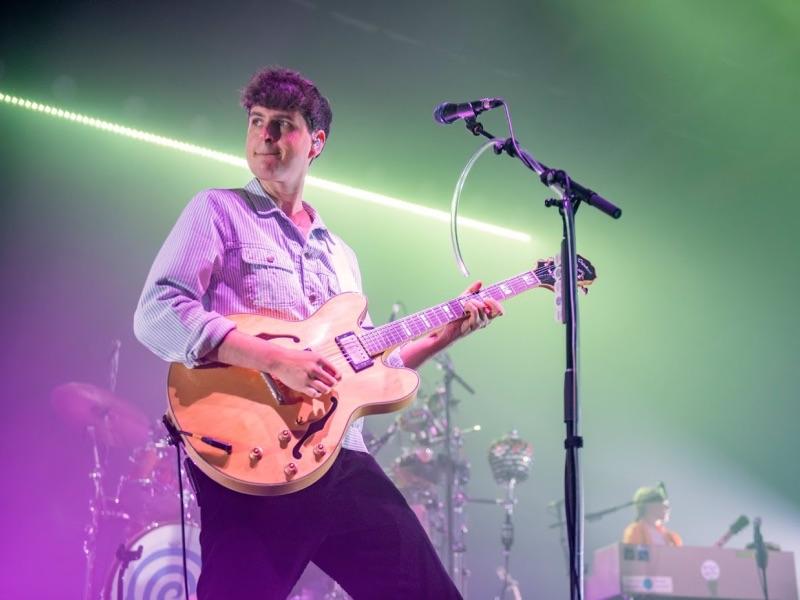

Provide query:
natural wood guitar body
left=168, top=293, right=419, bottom=496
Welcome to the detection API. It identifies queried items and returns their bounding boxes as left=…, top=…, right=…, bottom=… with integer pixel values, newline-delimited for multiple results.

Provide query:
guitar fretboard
left=360, top=268, right=545, bottom=356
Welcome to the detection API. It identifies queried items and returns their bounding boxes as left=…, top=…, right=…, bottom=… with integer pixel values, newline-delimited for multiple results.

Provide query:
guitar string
left=311, top=265, right=562, bottom=361
left=267, top=262, right=593, bottom=391
left=295, top=262, right=592, bottom=364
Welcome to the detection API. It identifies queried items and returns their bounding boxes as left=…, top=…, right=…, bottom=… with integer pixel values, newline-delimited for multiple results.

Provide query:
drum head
left=105, top=522, right=201, bottom=600
left=391, top=447, right=441, bottom=490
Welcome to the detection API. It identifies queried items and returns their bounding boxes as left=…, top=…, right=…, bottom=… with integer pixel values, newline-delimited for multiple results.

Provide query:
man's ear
left=310, top=130, right=326, bottom=159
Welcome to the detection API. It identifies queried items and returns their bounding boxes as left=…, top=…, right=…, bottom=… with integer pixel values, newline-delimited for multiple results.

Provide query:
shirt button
left=308, top=293, right=318, bottom=303
left=304, top=251, right=312, bottom=260
left=266, top=255, right=275, bottom=263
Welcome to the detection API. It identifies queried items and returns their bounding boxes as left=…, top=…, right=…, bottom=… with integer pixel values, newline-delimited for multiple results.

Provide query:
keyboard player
left=622, top=485, right=683, bottom=547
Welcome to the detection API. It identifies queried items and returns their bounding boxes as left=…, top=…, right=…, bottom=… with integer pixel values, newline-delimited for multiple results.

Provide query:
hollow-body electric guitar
left=167, top=256, right=595, bottom=496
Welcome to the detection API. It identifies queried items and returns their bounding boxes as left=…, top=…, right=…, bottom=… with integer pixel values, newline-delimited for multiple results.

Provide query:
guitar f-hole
left=255, top=332, right=301, bottom=344
left=292, top=396, right=338, bottom=460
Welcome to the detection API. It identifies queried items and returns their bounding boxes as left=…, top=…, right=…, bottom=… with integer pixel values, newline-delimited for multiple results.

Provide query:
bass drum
left=104, top=522, right=201, bottom=600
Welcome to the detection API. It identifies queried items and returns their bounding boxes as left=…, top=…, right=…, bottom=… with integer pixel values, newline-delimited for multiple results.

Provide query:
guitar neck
left=361, top=267, right=545, bottom=356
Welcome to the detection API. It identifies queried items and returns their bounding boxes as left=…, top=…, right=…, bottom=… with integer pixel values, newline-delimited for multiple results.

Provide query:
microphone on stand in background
left=752, top=517, right=770, bottom=600
left=714, top=515, right=750, bottom=548
left=388, top=301, right=406, bottom=323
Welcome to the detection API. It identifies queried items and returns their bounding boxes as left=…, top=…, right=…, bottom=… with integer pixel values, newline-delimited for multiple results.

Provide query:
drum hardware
left=104, top=522, right=202, bottom=600
left=488, top=430, right=533, bottom=486
left=51, top=341, right=151, bottom=600
left=417, top=423, right=481, bottom=448
left=432, top=351, right=475, bottom=597
left=51, top=382, right=150, bottom=449
left=114, top=543, right=143, bottom=600
left=83, top=423, right=108, bottom=600
left=51, top=341, right=206, bottom=599
left=486, top=430, right=534, bottom=600
left=372, top=349, right=480, bottom=597
left=364, top=418, right=399, bottom=455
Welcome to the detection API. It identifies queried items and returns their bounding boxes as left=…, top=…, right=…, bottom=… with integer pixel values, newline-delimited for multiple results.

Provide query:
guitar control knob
left=284, top=462, right=298, bottom=478
left=278, top=429, right=291, bottom=445
left=249, top=447, right=263, bottom=462
left=313, top=443, right=326, bottom=459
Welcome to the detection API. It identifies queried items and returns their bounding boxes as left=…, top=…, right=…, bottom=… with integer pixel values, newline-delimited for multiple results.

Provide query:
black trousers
left=189, top=449, right=461, bottom=600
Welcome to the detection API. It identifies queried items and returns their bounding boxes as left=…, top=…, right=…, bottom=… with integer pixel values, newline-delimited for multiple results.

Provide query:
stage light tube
left=1, top=91, right=531, bottom=242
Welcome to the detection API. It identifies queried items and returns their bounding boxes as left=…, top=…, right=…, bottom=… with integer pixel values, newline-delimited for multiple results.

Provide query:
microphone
left=433, top=97, right=504, bottom=125
left=714, top=515, right=750, bottom=548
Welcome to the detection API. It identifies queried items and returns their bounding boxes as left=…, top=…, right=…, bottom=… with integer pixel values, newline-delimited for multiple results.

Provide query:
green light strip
left=1, top=91, right=530, bottom=242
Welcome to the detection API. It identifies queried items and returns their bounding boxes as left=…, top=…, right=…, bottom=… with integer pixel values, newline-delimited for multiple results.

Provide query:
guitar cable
left=163, top=414, right=190, bottom=599
left=174, top=441, right=190, bottom=600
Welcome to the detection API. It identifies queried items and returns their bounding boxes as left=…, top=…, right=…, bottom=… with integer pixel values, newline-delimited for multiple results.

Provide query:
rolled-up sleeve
left=133, top=192, right=236, bottom=367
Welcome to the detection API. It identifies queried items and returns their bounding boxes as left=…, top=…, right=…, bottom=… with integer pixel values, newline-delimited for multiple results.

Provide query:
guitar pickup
left=335, top=332, right=374, bottom=373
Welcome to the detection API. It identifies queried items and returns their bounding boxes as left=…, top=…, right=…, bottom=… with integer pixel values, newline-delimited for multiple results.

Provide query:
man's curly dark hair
left=240, top=67, right=333, bottom=138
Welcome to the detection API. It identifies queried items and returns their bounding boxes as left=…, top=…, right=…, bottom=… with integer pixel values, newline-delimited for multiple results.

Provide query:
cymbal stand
left=115, top=543, right=143, bottom=600
left=485, top=431, right=533, bottom=599
left=434, top=352, right=475, bottom=595
left=496, top=479, right=518, bottom=600
left=450, top=427, right=471, bottom=597
left=82, top=424, right=104, bottom=600
left=82, top=341, right=123, bottom=600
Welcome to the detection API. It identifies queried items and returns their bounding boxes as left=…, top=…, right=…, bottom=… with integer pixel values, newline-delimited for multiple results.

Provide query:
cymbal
left=51, top=382, right=150, bottom=447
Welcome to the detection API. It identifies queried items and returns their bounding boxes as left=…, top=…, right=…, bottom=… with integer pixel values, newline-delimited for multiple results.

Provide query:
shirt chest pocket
left=239, top=246, right=298, bottom=310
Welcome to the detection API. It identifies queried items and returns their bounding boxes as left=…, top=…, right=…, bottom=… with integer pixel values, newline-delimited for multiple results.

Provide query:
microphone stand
left=457, top=115, right=621, bottom=600
left=753, top=517, right=770, bottom=600
left=584, top=500, right=635, bottom=522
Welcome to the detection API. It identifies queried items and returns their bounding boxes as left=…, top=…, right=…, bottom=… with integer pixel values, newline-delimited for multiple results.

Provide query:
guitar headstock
left=535, top=254, right=597, bottom=293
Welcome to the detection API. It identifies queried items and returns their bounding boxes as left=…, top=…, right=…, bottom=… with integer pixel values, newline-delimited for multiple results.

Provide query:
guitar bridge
left=335, top=332, right=374, bottom=373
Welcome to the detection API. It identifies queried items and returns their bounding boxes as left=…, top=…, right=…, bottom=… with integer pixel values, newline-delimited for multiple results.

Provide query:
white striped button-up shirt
left=134, top=178, right=380, bottom=451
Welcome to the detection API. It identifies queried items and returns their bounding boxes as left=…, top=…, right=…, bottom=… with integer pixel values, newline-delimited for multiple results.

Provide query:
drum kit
left=52, top=345, right=536, bottom=600
left=366, top=353, right=536, bottom=600
left=375, top=386, right=476, bottom=574
left=51, top=380, right=201, bottom=600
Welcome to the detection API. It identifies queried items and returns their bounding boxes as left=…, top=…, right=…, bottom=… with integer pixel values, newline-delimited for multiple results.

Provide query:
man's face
left=245, top=105, right=323, bottom=184
left=644, top=499, right=670, bottom=523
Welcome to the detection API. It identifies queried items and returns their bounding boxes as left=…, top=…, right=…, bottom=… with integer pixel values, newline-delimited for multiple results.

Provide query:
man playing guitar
left=134, top=67, right=502, bottom=599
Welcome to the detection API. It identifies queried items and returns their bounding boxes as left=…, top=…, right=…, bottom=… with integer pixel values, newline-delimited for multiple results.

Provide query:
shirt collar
left=242, top=178, right=332, bottom=239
